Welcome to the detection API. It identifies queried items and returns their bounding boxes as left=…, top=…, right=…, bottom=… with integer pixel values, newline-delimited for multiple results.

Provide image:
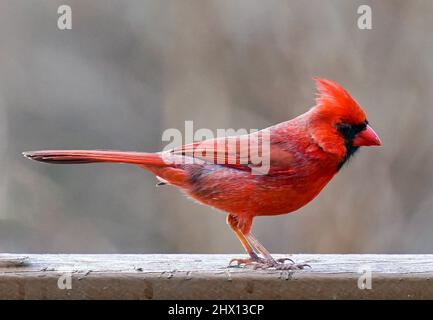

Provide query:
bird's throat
left=338, top=144, right=359, bottom=170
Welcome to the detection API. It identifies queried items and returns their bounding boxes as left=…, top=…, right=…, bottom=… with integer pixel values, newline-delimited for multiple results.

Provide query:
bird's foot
left=228, top=256, right=310, bottom=270
left=228, top=256, right=267, bottom=268
left=255, top=258, right=311, bottom=270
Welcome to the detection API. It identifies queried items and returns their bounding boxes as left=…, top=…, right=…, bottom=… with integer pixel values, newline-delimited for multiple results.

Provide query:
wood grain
left=1, top=254, right=432, bottom=299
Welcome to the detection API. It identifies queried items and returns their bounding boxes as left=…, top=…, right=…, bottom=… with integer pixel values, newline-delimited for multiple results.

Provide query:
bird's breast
left=184, top=156, right=338, bottom=216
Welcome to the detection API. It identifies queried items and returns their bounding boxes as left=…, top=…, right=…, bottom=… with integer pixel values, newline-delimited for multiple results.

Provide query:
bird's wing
left=167, top=130, right=297, bottom=174
left=167, top=133, right=258, bottom=170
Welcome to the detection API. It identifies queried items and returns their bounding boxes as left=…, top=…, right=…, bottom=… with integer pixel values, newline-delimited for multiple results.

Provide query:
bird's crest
left=313, top=77, right=366, bottom=125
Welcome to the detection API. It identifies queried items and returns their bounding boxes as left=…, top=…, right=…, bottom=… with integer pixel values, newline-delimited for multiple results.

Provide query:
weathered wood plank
left=0, top=254, right=432, bottom=299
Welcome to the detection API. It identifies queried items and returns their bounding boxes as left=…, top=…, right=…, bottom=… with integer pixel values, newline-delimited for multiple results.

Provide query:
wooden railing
left=1, top=254, right=432, bottom=299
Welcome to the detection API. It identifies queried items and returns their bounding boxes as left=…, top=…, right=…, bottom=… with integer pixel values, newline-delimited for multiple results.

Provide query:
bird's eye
left=336, top=122, right=367, bottom=142
left=336, top=123, right=352, bottom=137
left=336, top=123, right=350, bottom=132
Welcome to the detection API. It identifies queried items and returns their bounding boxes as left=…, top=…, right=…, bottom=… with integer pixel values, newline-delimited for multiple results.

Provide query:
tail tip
left=22, top=151, right=32, bottom=158
left=22, top=151, right=42, bottom=161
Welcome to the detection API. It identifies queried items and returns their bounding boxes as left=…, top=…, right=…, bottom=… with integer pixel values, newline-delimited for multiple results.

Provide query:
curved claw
left=228, top=256, right=267, bottom=267
left=229, top=258, right=248, bottom=266
left=276, top=257, right=295, bottom=264
left=274, top=263, right=311, bottom=270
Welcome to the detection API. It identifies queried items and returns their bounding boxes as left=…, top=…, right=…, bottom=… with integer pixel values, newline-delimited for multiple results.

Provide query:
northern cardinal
left=24, top=78, right=381, bottom=270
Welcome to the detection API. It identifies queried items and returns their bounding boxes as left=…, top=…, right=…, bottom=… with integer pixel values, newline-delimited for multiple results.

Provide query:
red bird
left=24, top=78, right=381, bottom=270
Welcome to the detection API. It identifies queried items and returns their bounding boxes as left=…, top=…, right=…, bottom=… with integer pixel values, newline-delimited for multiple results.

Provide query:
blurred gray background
left=0, top=0, right=432, bottom=254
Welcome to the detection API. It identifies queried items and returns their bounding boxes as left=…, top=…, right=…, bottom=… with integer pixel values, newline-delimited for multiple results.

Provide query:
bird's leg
left=246, top=233, right=310, bottom=270
left=226, top=214, right=310, bottom=270
left=226, top=215, right=266, bottom=267
left=246, top=233, right=286, bottom=263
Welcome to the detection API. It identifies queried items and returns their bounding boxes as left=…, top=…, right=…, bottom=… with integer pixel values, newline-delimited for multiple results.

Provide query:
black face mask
left=336, top=121, right=368, bottom=170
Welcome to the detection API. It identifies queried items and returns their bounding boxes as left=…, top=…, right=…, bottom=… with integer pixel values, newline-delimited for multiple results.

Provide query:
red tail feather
left=23, top=150, right=166, bottom=166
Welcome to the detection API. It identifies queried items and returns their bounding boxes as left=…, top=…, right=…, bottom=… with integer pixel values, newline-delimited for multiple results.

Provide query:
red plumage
left=24, top=78, right=381, bottom=269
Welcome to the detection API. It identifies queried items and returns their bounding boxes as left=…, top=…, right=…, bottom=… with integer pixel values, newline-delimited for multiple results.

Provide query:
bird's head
left=308, top=77, right=381, bottom=168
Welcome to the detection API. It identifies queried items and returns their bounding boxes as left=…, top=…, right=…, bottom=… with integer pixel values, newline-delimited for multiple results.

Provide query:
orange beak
left=353, top=124, right=381, bottom=147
